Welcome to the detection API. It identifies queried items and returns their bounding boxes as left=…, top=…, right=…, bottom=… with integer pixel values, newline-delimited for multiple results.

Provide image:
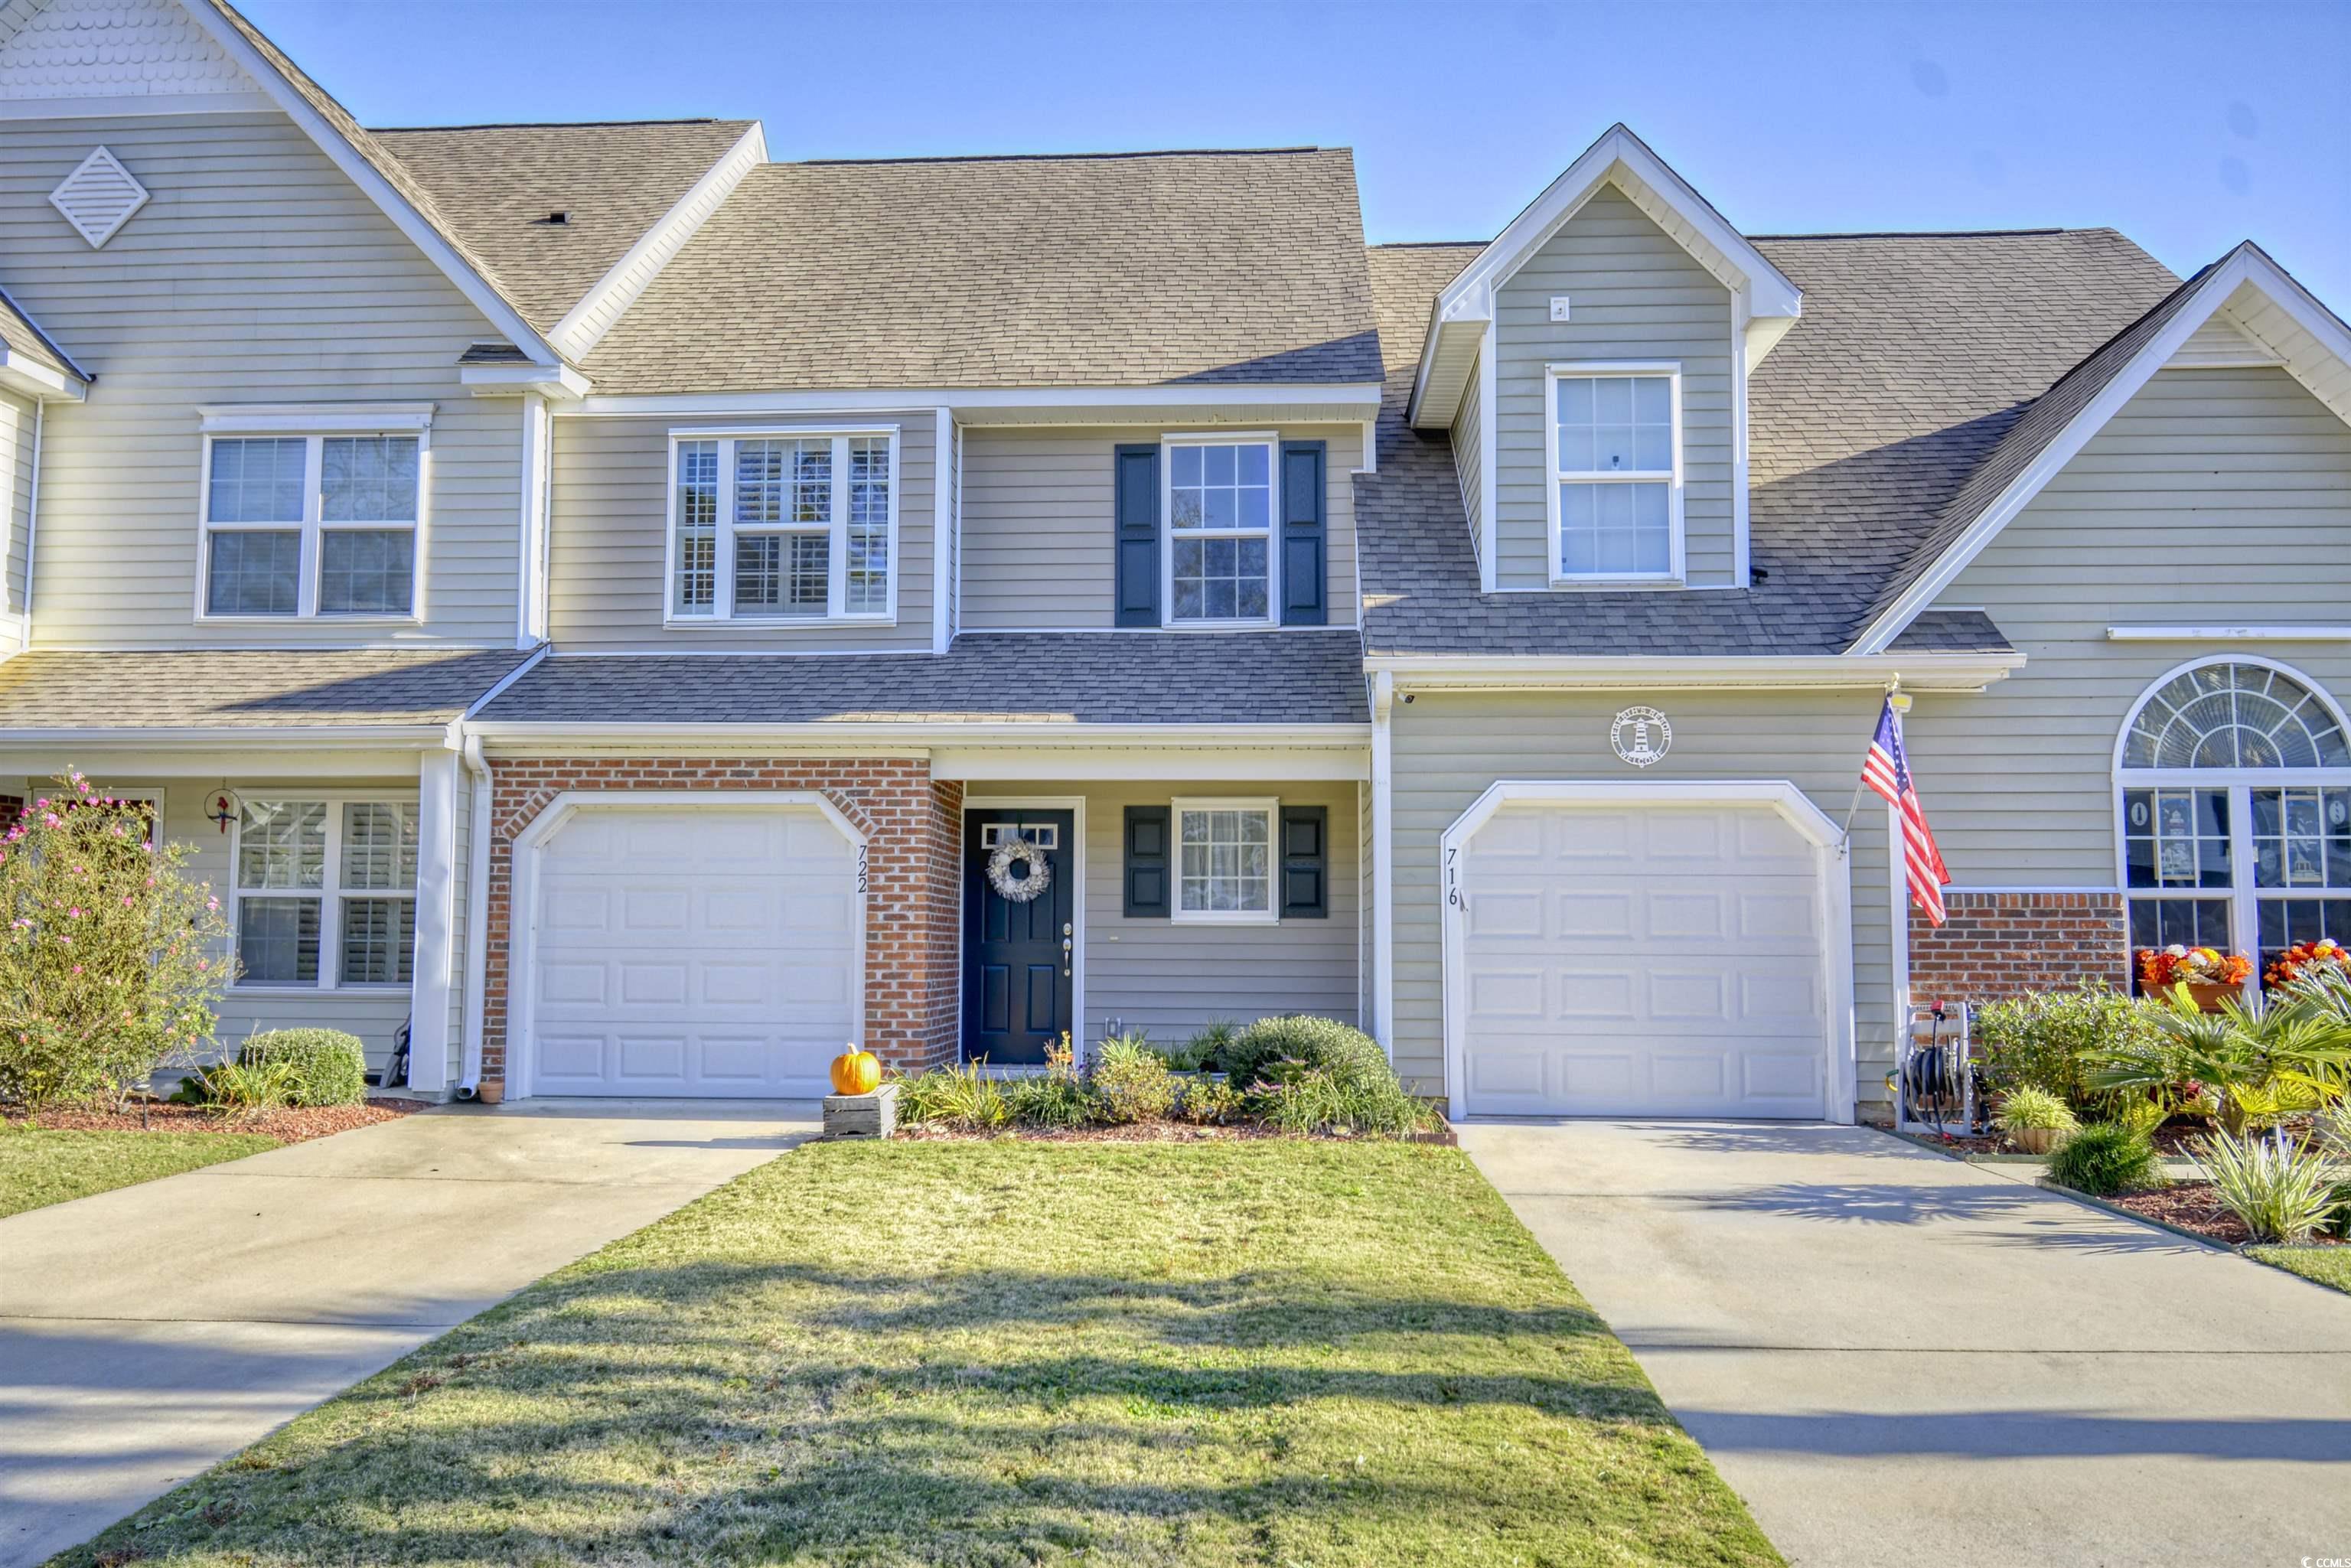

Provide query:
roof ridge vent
left=50, top=146, right=149, bottom=249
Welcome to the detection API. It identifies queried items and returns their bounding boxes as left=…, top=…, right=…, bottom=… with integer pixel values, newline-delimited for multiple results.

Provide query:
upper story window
left=670, top=429, right=895, bottom=623
left=1547, top=366, right=1681, bottom=583
left=199, top=418, right=426, bottom=619
left=1166, top=437, right=1273, bottom=624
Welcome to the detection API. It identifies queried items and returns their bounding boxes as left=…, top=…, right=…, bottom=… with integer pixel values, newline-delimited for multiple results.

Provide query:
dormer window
left=1548, top=364, right=1682, bottom=583
left=667, top=428, right=897, bottom=623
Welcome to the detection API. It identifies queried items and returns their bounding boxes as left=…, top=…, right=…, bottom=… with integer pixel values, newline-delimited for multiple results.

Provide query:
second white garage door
left=1457, top=799, right=1832, bottom=1119
left=527, top=804, right=858, bottom=1098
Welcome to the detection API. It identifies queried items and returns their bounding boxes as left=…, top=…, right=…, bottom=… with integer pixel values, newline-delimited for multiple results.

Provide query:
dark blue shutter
left=1124, top=805, right=1170, bottom=917
left=1114, top=444, right=1160, bottom=628
left=1280, top=441, right=1326, bottom=626
left=1280, top=805, right=1328, bottom=918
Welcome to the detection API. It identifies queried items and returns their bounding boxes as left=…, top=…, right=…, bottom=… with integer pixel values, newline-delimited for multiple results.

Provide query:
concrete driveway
left=0, top=1099, right=817, bottom=1568
left=1460, top=1120, right=2351, bottom=1568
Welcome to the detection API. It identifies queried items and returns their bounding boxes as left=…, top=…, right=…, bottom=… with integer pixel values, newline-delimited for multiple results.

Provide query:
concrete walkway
left=0, top=1099, right=817, bottom=1568
left=1459, top=1120, right=2351, bottom=1568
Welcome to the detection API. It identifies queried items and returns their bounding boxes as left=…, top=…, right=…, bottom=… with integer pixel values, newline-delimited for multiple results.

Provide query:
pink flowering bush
left=0, top=773, right=232, bottom=1109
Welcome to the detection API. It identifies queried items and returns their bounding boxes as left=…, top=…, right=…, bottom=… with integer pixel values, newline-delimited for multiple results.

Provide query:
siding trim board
left=1436, top=777, right=1858, bottom=1121
left=1852, top=244, right=2351, bottom=656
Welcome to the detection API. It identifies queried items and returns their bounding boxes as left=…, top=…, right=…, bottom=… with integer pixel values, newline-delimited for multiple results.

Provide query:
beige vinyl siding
left=546, top=411, right=935, bottom=651
left=982, top=780, right=1362, bottom=1045
left=1492, top=184, right=1735, bottom=588
left=1, top=388, right=32, bottom=650
left=960, top=423, right=1362, bottom=630
left=1917, top=365, right=2351, bottom=886
left=158, top=779, right=417, bottom=1072
left=1388, top=690, right=1897, bottom=1105
left=1451, top=351, right=1483, bottom=553
left=0, top=112, right=523, bottom=648
left=2167, top=313, right=2274, bottom=370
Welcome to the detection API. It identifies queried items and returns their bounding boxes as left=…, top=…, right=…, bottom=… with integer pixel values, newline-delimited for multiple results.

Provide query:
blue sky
left=247, top=0, right=2351, bottom=308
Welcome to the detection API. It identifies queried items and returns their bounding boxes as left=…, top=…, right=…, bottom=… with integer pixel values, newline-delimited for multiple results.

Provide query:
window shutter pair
left=1110, top=440, right=1326, bottom=627
left=1122, top=804, right=1326, bottom=920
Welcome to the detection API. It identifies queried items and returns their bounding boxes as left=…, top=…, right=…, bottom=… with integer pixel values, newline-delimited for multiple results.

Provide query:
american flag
left=1863, top=696, right=1951, bottom=926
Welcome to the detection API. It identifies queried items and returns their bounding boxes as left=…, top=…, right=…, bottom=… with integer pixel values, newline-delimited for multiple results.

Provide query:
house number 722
left=856, top=846, right=869, bottom=894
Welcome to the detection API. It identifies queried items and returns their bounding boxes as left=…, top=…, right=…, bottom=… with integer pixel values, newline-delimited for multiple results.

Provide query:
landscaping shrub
left=1974, top=983, right=2154, bottom=1108
left=1176, top=1076, right=1245, bottom=1125
left=894, top=1062, right=1009, bottom=1130
left=1091, top=1033, right=1178, bottom=1123
left=1228, top=1015, right=1433, bottom=1136
left=0, top=774, right=233, bottom=1109
left=2194, top=1129, right=2347, bottom=1244
left=1157, top=1019, right=1238, bottom=1074
left=2089, top=988, right=2351, bottom=1134
left=240, top=1028, right=367, bottom=1107
left=1000, top=1071, right=1099, bottom=1129
left=196, top=1057, right=305, bottom=1114
left=1993, top=1086, right=2075, bottom=1135
left=1226, top=1014, right=1391, bottom=1090
left=2046, top=1120, right=2166, bottom=1198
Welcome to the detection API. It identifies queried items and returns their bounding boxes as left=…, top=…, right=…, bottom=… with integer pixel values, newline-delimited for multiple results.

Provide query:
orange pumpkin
left=830, top=1048, right=882, bottom=1096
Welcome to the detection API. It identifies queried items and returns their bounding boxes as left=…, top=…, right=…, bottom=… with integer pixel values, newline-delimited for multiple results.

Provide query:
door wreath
left=986, top=835, right=1052, bottom=903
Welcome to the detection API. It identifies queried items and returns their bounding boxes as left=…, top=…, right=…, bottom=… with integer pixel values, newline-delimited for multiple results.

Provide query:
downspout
left=456, top=731, right=493, bottom=1097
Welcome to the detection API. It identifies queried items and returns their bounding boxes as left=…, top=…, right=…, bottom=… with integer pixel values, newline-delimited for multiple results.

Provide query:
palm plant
left=2084, top=985, right=2351, bottom=1136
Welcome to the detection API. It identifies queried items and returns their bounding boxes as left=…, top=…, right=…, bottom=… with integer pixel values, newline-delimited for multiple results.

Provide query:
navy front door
left=963, top=809, right=1074, bottom=1064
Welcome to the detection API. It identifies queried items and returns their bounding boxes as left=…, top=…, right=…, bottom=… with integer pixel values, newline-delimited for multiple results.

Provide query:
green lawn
left=0, top=1124, right=281, bottom=1219
left=2248, top=1244, right=2351, bottom=1296
left=57, top=1139, right=1780, bottom=1568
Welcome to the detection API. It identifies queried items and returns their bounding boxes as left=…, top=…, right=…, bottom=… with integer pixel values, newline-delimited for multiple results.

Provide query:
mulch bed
left=2, top=1097, right=423, bottom=1143
left=895, top=1120, right=1459, bottom=1146
left=1907, top=1122, right=2218, bottom=1158
left=2104, top=1180, right=2349, bottom=1250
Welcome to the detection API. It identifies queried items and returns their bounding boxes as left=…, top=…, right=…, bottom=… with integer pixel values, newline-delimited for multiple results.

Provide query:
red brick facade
left=1906, top=891, right=2130, bottom=1006
left=480, top=758, right=963, bottom=1094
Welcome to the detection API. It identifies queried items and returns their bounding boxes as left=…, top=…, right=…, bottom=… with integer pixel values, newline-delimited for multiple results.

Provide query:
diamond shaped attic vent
left=51, top=147, right=149, bottom=249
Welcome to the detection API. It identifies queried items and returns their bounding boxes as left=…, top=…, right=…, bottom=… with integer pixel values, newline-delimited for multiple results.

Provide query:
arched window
left=2118, top=660, right=2351, bottom=983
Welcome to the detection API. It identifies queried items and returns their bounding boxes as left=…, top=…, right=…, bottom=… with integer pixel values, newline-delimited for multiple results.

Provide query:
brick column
left=1907, top=891, right=2130, bottom=1006
left=479, top=758, right=963, bottom=1094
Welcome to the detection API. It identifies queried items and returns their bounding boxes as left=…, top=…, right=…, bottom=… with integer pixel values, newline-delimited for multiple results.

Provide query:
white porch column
left=1370, top=671, right=1396, bottom=1051
left=407, top=745, right=461, bottom=1093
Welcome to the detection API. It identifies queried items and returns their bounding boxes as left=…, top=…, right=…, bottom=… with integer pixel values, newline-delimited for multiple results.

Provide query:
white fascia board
left=1364, top=651, right=2024, bottom=691
left=1849, top=243, right=2351, bottom=656
left=2108, top=624, right=2351, bottom=642
left=562, top=383, right=1385, bottom=420
left=468, top=721, right=1372, bottom=751
left=0, top=725, right=450, bottom=748
left=937, top=745, right=1368, bottom=782
left=0, top=349, right=85, bottom=401
left=460, top=363, right=592, bottom=399
left=547, top=122, right=767, bottom=361
left=174, top=0, right=565, bottom=371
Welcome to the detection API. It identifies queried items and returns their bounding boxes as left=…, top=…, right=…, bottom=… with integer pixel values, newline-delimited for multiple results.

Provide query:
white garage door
left=1459, top=800, right=1830, bottom=1118
left=527, top=806, right=857, bottom=1098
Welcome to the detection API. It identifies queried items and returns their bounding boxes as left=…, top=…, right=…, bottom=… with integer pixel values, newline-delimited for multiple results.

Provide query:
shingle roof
left=578, top=148, right=1381, bottom=393
left=0, top=283, right=83, bottom=382
left=370, top=119, right=754, bottom=334
left=0, top=648, right=530, bottom=729
left=478, top=632, right=1369, bottom=725
left=1355, top=228, right=2180, bottom=657
left=1885, top=609, right=2015, bottom=655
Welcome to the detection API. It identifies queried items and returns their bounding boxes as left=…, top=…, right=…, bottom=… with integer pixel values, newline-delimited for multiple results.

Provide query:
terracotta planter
left=475, top=1079, right=504, bottom=1106
left=2010, top=1126, right=2065, bottom=1156
left=2182, top=980, right=2240, bottom=1013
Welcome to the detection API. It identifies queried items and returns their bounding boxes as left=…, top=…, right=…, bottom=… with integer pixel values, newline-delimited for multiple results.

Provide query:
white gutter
left=457, top=730, right=492, bottom=1097
left=466, top=719, right=1373, bottom=749
left=0, top=724, right=454, bottom=747
left=1361, top=652, right=2024, bottom=692
left=19, top=398, right=41, bottom=626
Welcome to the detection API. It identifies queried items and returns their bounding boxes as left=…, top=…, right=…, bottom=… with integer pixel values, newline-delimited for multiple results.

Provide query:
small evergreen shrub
left=241, top=1028, right=367, bottom=1107
left=1159, top=1020, right=1238, bottom=1074
left=1993, top=1086, right=2077, bottom=1133
left=1974, top=982, right=2156, bottom=1108
left=1091, top=1034, right=1177, bottom=1123
left=2046, top=1120, right=2166, bottom=1197
left=1227, top=1015, right=1431, bottom=1136
left=1002, top=1071, right=1099, bottom=1129
left=1176, top=1077, right=1245, bottom=1124
left=1225, top=1014, right=1393, bottom=1090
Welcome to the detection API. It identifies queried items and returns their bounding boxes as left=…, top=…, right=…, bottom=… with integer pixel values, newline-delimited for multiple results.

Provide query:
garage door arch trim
left=508, top=790, right=869, bottom=1102
left=1440, top=780, right=1856, bottom=1121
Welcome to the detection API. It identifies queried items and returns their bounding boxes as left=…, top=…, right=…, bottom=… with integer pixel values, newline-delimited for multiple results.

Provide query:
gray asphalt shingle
left=0, top=649, right=533, bottom=729
left=478, top=632, right=1369, bottom=726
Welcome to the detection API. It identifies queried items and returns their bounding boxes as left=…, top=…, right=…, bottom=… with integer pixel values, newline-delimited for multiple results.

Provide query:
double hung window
left=1165, top=438, right=1274, bottom=624
left=1172, top=797, right=1277, bottom=923
left=201, top=422, right=425, bottom=618
left=2118, top=660, right=2351, bottom=986
left=670, top=431, right=895, bottom=621
left=233, top=798, right=417, bottom=988
left=1548, top=367, right=1681, bottom=582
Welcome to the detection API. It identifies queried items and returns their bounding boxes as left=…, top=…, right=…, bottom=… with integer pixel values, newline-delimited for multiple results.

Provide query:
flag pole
left=1839, top=676, right=1903, bottom=851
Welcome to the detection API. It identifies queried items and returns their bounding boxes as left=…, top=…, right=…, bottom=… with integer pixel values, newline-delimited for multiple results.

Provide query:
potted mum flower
left=2136, top=945, right=2252, bottom=1012
left=2263, top=937, right=2351, bottom=991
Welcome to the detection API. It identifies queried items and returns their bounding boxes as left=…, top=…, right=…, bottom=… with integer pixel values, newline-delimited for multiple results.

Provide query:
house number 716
left=1446, top=846, right=1466, bottom=911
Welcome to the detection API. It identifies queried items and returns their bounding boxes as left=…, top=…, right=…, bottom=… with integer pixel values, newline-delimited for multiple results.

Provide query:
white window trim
left=194, top=422, right=432, bottom=624
left=1170, top=794, right=1280, bottom=926
left=2109, top=656, right=2351, bottom=991
left=227, top=792, right=419, bottom=993
left=662, top=425, right=900, bottom=628
left=1160, top=430, right=1280, bottom=630
left=1544, top=362, right=1684, bottom=587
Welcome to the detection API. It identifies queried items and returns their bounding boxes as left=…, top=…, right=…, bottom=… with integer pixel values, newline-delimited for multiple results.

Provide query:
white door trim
left=1439, top=779, right=1857, bottom=1122
left=507, top=790, right=869, bottom=1101
left=962, top=795, right=1087, bottom=1059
